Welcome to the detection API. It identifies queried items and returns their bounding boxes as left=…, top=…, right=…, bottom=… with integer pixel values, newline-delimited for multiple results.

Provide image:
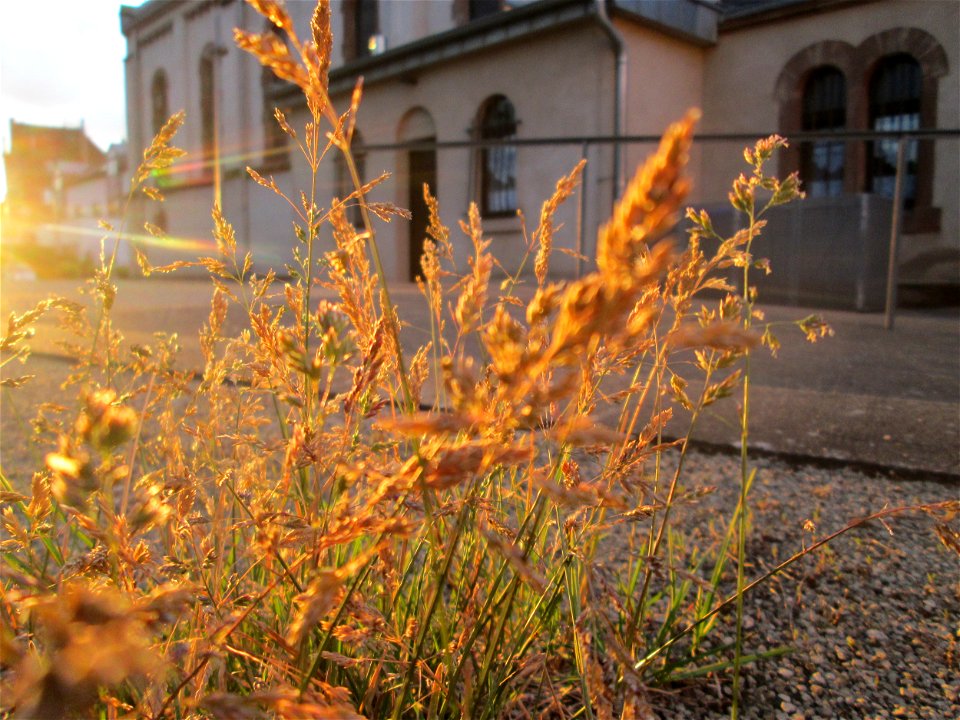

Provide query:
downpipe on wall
left=594, top=0, right=626, bottom=204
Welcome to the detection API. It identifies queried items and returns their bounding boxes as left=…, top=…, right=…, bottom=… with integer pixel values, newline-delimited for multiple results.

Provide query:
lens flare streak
left=37, top=223, right=216, bottom=253
left=152, top=144, right=289, bottom=181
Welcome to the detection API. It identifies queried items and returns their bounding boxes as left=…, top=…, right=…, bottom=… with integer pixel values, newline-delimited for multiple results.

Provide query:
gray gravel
left=652, top=450, right=959, bottom=720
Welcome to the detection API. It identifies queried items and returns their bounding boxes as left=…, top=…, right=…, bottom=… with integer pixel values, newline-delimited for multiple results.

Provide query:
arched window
left=200, top=48, right=217, bottom=157
left=335, top=130, right=366, bottom=227
left=868, top=54, right=922, bottom=207
left=478, top=96, right=517, bottom=216
left=801, top=66, right=846, bottom=197
left=777, top=31, right=947, bottom=232
left=151, top=70, right=168, bottom=137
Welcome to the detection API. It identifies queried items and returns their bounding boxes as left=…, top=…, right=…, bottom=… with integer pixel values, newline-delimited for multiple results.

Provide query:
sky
left=0, top=0, right=149, bottom=201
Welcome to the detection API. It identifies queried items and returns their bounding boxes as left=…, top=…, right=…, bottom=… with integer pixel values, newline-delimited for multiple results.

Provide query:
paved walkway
left=2, top=277, right=957, bottom=476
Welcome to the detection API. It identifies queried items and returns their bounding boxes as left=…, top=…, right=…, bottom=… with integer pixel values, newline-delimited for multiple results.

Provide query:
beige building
left=120, top=0, right=958, bottom=305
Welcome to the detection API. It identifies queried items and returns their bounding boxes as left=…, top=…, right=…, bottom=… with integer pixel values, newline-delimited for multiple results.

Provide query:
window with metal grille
left=801, top=66, right=846, bottom=197
left=151, top=70, right=168, bottom=137
left=479, top=96, right=517, bottom=216
left=868, top=54, right=921, bottom=208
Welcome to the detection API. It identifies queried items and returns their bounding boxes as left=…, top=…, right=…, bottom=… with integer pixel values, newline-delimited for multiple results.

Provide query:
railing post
left=576, top=141, right=588, bottom=278
left=883, top=135, right=907, bottom=330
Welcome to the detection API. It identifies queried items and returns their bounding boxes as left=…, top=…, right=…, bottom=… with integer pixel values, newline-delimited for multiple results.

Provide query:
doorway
left=407, top=143, right=436, bottom=281
left=398, top=107, right=437, bottom=283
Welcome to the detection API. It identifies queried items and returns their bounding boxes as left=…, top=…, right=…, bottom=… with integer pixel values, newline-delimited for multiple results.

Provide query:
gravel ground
left=1, top=356, right=957, bottom=719
left=1, top=355, right=77, bottom=489
left=652, top=451, right=959, bottom=720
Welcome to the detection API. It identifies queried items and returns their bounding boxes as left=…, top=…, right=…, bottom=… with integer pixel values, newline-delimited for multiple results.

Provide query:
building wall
left=700, top=0, right=959, bottom=283
left=120, top=1, right=714, bottom=281
left=121, top=0, right=479, bottom=276
left=124, top=0, right=293, bottom=268
left=325, top=0, right=456, bottom=67
left=120, top=0, right=958, bottom=290
left=64, top=174, right=111, bottom=219
left=617, top=16, right=707, bottom=211
left=293, top=20, right=618, bottom=282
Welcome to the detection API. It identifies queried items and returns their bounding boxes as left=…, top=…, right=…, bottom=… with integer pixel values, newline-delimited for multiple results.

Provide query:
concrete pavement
left=2, top=277, right=957, bottom=476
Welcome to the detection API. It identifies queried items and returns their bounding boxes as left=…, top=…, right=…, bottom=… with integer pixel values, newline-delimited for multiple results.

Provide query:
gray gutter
left=594, top=0, right=626, bottom=202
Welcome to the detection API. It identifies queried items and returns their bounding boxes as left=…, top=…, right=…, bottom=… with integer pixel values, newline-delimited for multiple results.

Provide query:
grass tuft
left=0, top=3, right=952, bottom=719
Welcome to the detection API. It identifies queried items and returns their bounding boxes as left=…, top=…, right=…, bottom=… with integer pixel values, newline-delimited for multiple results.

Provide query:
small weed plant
left=1, top=2, right=956, bottom=718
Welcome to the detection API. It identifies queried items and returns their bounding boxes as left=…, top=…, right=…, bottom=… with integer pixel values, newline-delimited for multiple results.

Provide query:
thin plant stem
left=732, top=199, right=757, bottom=719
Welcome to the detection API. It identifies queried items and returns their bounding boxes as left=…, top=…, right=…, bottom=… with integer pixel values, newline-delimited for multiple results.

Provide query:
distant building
left=1, top=122, right=133, bottom=271
left=60, top=143, right=132, bottom=267
left=2, top=121, right=106, bottom=246
left=119, top=0, right=958, bottom=304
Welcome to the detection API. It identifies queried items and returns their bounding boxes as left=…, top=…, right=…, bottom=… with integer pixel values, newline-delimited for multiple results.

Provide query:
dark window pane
left=868, top=54, right=921, bottom=208
left=336, top=132, right=366, bottom=227
left=480, top=96, right=517, bottom=215
left=200, top=53, right=215, bottom=155
left=801, top=66, right=846, bottom=198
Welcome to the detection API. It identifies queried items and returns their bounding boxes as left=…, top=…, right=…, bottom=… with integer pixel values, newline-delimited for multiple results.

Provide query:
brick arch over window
left=858, top=28, right=949, bottom=86
left=776, top=29, right=949, bottom=232
left=858, top=28, right=948, bottom=231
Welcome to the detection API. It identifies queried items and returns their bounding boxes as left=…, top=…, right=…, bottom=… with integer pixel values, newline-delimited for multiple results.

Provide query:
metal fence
left=28, top=127, right=958, bottom=330
left=349, top=128, right=958, bottom=327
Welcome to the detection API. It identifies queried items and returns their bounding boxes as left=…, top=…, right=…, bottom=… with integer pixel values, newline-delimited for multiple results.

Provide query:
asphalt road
left=2, top=276, right=957, bottom=475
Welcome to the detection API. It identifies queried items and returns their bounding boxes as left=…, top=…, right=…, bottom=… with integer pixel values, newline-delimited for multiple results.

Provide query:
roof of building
left=122, top=0, right=875, bottom=103
left=262, top=0, right=720, bottom=105
left=120, top=0, right=190, bottom=37
left=718, top=0, right=873, bottom=29
left=5, top=121, right=106, bottom=167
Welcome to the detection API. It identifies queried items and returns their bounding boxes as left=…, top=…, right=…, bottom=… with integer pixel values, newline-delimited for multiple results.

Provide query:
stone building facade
left=119, top=0, right=958, bottom=301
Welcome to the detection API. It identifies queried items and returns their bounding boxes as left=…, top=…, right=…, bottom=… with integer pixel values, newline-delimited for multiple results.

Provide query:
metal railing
left=349, top=128, right=958, bottom=328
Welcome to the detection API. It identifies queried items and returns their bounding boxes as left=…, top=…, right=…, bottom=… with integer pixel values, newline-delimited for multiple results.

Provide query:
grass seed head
left=597, top=109, right=698, bottom=283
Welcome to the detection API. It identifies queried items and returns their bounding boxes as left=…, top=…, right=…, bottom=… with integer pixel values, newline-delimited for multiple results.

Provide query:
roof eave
left=720, top=0, right=875, bottom=32
left=121, top=0, right=187, bottom=37
left=267, top=0, right=596, bottom=104
left=610, top=0, right=720, bottom=47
